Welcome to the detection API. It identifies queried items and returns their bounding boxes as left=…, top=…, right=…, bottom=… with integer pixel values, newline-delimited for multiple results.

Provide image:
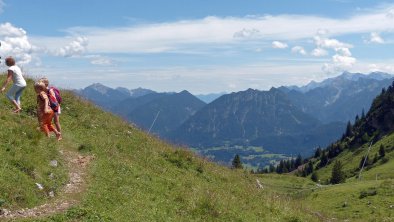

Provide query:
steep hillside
left=253, top=81, right=394, bottom=221
left=0, top=75, right=315, bottom=221
left=172, top=88, right=345, bottom=155
left=306, top=81, right=394, bottom=182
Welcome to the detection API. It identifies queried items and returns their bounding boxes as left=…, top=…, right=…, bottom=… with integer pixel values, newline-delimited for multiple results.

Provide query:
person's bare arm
left=1, top=71, right=12, bottom=93
left=43, top=94, right=52, bottom=114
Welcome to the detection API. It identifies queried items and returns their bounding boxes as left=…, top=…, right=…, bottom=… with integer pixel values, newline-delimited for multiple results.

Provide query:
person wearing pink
left=34, top=81, right=62, bottom=140
left=39, top=77, right=62, bottom=140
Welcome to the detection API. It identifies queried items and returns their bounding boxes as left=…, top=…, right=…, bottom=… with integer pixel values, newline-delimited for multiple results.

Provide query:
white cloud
left=291, top=46, right=306, bottom=55
left=272, top=41, right=288, bottom=49
left=312, top=32, right=356, bottom=74
left=367, top=63, right=394, bottom=73
left=86, top=55, right=113, bottom=66
left=55, top=36, right=88, bottom=57
left=233, top=28, right=261, bottom=39
left=322, top=54, right=356, bottom=74
left=387, top=8, right=394, bottom=18
left=367, top=32, right=385, bottom=44
left=313, top=35, right=352, bottom=49
left=30, top=6, right=394, bottom=54
left=311, top=48, right=328, bottom=57
left=335, top=47, right=352, bottom=57
left=0, top=22, right=35, bottom=64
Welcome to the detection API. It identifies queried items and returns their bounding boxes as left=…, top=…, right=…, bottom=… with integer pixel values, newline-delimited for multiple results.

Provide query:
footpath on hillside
left=0, top=149, right=93, bottom=220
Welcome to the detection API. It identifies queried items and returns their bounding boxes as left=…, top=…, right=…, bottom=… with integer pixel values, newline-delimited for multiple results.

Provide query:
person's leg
left=6, top=85, right=22, bottom=111
left=54, top=113, right=62, bottom=133
left=14, top=86, right=26, bottom=106
left=39, top=119, right=50, bottom=137
left=45, top=112, right=62, bottom=140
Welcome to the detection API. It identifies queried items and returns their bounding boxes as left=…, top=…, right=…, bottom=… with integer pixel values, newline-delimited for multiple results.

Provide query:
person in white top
left=1, top=56, right=27, bottom=113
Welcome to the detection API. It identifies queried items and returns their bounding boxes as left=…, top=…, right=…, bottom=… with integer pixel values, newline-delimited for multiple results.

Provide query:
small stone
left=256, top=179, right=263, bottom=189
left=50, top=160, right=58, bottom=167
left=35, top=183, right=44, bottom=190
left=48, top=191, right=55, bottom=198
left=0, top=208, right=9, bottom=216
left=49, top=173, right=55, bottom=180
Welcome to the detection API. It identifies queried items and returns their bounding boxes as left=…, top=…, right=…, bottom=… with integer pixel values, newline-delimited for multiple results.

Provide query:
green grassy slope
left=299, top=133, right=394, bottom=221
left=0, top=78, right=68, bottom=210
left=0, top=75, right=317, bottom=221
left=310, top=133, right=394, bottom=183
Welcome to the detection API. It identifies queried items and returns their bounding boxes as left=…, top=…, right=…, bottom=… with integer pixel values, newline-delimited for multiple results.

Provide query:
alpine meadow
left=1, top=0, right=394, bottom=221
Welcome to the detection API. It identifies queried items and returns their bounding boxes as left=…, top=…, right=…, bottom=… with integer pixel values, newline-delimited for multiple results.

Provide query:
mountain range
left=76, top=72, right=394, bottom=165
left=170, top=88, right=344, bottom=155
left=4, top=74, right=392, bottom=221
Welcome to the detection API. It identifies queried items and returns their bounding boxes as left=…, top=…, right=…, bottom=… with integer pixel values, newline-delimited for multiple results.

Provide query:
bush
left=381, top=157, right=389, bottom=164
left=359, top=188, right=377, bottom=199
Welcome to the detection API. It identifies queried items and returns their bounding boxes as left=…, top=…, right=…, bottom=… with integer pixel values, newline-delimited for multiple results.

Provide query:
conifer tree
left=311, top=172, right=319, bottom=182
left=319, top=152, right=328, bottom=168
left=355, top=115, right=360, bottom=123
left=295, top=154, right=303, bottom=167
left=232, top=154, right=243, bottom=169
left=379, top=144, right=386, bottom=158
left=269, top=164, right=275, bottom=173
left=361, top=109, right=365, bottom=119
left=314, top=147, right=322, bottom=158
left=345, top=121, right=353, bottom=137
left=330, top=160, right=346, bottom=184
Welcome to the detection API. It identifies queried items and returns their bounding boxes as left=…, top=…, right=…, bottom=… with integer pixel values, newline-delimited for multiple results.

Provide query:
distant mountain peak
left=86, top=83, right=112, bottom=94
left=288, top=72, right=393, bottom=93
left=179, top=90, right=191, bottom=94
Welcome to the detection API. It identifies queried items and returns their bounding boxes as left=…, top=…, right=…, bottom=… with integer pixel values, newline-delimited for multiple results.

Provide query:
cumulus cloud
left=55, top=36, right=88, bottom=57
left=86, top=55, right=113, bottom=66
left=322, top=53, right=356, bottom=74
left=312, top=32, right=356, bottom=74
left=311, top=48, right=328, bottom=57
left=367, top=32, right=384, bottom=44
left=291, top=46, right=306, bottom=55
left=272, top=41, right=288, bottom=49
left=233, top=28, right=261, bottom=39
left=0, top=22, right=35, bottom=64
left=368, top=63, right=394, bottom=73
left=29, top=5, right=394, bottom=54
left=313, top=35, right=352, bottom=49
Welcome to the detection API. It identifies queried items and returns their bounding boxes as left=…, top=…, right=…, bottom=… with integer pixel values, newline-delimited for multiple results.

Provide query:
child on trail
left=39, top=77, right=62, bottom=139
left=1, top=57, right=27, bottom=113
left=34, top=81, right=62, bottom=141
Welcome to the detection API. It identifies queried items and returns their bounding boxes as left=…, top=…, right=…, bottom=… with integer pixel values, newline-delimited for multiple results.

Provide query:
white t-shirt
left=8, top=65, right=27, bottom=87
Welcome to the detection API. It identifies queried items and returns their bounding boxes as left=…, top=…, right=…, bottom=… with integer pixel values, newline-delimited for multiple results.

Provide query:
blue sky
left=1, top=0, right=394, bottom=93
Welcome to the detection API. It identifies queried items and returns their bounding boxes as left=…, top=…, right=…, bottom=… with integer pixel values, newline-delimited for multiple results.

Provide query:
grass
left=312, top=133, right=394, bottom=183
left=2, top=74, right=393, bottom=221
left=0, top=74, right=317, bottom=221
left=0, top=77, right=68, bottom=210
left=303, top=179, right=394, bottom=221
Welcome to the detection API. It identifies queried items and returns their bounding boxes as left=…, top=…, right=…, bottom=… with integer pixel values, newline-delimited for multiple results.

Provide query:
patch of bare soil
left=0, top=150, right=93, bottom=220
